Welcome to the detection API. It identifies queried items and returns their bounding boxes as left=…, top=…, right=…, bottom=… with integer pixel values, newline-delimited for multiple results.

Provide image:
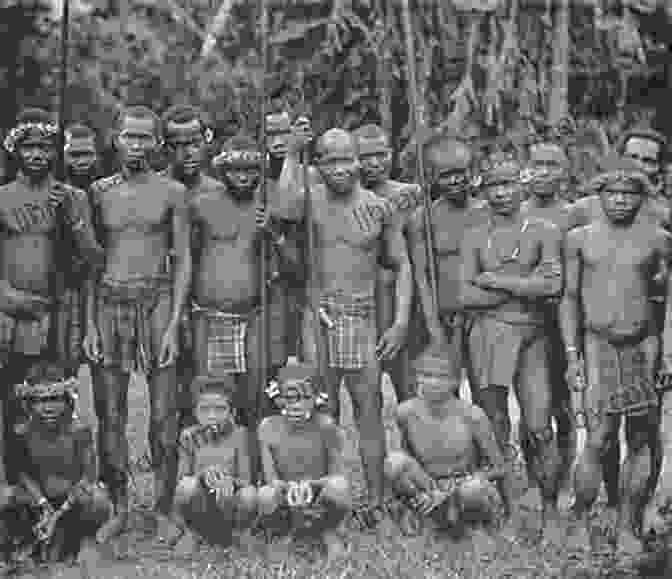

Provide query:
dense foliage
left=0, top=0, right=670, bottom=166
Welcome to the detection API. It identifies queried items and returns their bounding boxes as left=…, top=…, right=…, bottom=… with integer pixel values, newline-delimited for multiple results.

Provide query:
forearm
left=559, top=296, right=581, bottom=352
left=0, top=280, right=42, bottom=317
left=392, top=259, right=412, bottom=329
left=488, top=271, right=562, bottom=299
left=459, top=282, right=509, bottom=309
left=657, top=390, right=672, bottom=483
left=84, top=276, right=97, bottom=330
left=276, top=152, right=304, bottom=210
left=19, top=473, right=46, bottom=504
left=169, top=252, right=191, bottom=327
left=663, top=277, right=672, bottom=360
left=177, top=452, right=195, bottom=481
left=416, top=275, right=441, bottom=335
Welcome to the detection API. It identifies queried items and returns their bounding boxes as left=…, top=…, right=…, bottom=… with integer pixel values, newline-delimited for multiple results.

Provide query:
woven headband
left=4, top=122, right=59, bottom=153
left=265, top=378, right=329, bottom=407
left=213, top=149, right=263, bottom=169
left=15, top=377, right=78, bottom=401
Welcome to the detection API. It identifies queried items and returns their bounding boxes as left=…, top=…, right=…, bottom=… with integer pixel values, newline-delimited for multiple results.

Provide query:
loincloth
left=320, top=291, right=376, bottom=370
left=468, top=316, right=543, bottom=390
left=55, top=287, right=84, bottom=369
left=192, top=304, right=248, bottom=375
left=0, top=311, right=50, bottom=369
left=96, top=276, right=171, bottom=374
left=586, top=333, right=658, bottom=417
left=192, top=298, right=287, bottom=375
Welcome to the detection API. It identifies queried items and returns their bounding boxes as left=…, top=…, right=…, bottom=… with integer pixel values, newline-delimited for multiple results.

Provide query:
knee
left=236, top=485, right=258, bottom=512
left=79, top=485, right=113, bottom=524
left=175, top=476, right=201, bottom=507
left=258, top=485, right=280, bottom=515
left=458, top=477, right=496, bottom=513
left=384, top=451, right=412, bottom=482
left=322, top=475, right=352, bottom=510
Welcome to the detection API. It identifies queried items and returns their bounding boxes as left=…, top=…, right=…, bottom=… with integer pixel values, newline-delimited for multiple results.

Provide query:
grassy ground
left=8, top=367, right=665, bottom=579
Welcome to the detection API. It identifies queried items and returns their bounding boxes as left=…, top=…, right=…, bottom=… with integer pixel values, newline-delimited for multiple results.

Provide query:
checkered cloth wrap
left=192, top=304, right=248, bottom=375
left=55, top=287, right=84, bottom=368
left=320, top=291, right=376, bottom=370
left=96, top=276, right=172, bottom=375
left=0, top=311, right=50, bottom=368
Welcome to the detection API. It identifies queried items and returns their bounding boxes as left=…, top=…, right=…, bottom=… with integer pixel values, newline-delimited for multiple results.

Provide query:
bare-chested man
left=0, top=108, right=103, bottom=483
left=459, top=158, right=563, bottom=541
left=160, top=105, right=218, bottom=430
left=570, top=128, right=670, bottom=229
left=83, top=105, right=191, bottom=539
left=276, top=127, right=412, bottom=527
left=408, top=133, right=488, bottom=389
left=352, top=124, right=419, bottom=403
left=561, top=157, right=671, bottom=556
left=520, top=140, right=580, bottom=508
left=193, top=134, right=294, bottom=482
left=385, top=349, right=505, bottom=539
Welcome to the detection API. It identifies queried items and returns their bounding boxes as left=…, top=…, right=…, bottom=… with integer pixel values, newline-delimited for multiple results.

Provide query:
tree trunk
left=548, top=0, right=570, bottom=124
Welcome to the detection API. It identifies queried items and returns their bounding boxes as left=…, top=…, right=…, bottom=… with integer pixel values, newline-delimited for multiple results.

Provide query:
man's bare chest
left=315, top=201, right=384, bottom=251
left=582, top=233, right=658, bottom=271
left=434, top=208, right=485, bottom=255
left=478, top=226, right=541, bottom=273
left=99, top=182, right=171, bottom=231
left=0, top=191, right=62, bottom=235
left=196, top=197, right=257, bottom=245
left=194, top=441, right=237, bottom=472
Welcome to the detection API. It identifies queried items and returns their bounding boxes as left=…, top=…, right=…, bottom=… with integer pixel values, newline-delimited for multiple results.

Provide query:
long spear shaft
left=258, top=0, right=270, bottom=418
left=56, top=0, right=70, bottom=180
left=400, top=0, right=438, bottom=312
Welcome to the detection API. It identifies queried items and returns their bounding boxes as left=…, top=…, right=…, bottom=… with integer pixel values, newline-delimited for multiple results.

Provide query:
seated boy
left=257, top=363, right=351, bottom=560
left=385, top=350, right=506, bottom=537
left=169, top=375, right=257, bottom=555
left=1, top=361, right=111, bottom=564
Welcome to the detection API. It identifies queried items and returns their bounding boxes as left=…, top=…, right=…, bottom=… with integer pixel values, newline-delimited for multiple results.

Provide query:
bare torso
left=398, top=399, right=478, bottom=478
left=94, top=172, right=184, bottom=282
left=521, top=197, right=576, bottom=233
left=190, top=189, right=259, bottom=311
left=573, top=221, right=668, bottom=341
left=0, top=180, right=63, bottom=296
left=313, top=185, right=387, bottom=296
left=192, top=427, right=244, bottom=477
left=433, top=199, right=488, bottom=314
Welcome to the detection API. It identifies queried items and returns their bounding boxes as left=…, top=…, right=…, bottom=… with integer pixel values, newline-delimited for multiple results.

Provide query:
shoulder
left=258, top=416, right=285, bottom=441
left=90, top=173, right=124, bottom=200
left=463, top=222, right=487, bottom=246
left=153, top=173, right=188, bottom=203
left=356, top=186, right=386, bottom=207
left=566, top=224, right=591, bottom=248
left=70, top=420, right=94, bottom=445
left=0, top=180, right=18, bottom=195
left=396, top=398, right=422, bottom=422
left=199, top=175, right=226, bottom=195
left=52, top=181, right=86, bottom=202
left=462, top=400, right=489, bottom=426
left=232, top=425, right=250, bottom=447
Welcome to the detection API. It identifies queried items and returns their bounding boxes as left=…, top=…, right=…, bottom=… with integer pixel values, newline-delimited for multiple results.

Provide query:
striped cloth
left=96, top=276, right=171, bottom=375
left=192, top=304, right=248, bottom=375
left=320, top=291, right=376, bottom=370
left=0, top=312, right=50, bottom=368
left=55, top=287, right=84, bottom=370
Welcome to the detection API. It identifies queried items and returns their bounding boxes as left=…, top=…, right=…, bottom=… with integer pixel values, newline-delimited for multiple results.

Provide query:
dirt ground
left=6, top=367, right=667, bottom=579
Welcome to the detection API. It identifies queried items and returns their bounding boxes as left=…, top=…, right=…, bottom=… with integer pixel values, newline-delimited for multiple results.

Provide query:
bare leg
left=93, top=366, right=130, bottom=542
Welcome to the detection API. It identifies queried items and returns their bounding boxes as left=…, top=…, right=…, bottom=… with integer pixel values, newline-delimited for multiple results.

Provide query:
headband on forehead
left=212, top=149, right=263, bottom=169
left=4, top=122, right=59, bottom=153
left=15, top=377, right=79, bottom=402
left=265, top=364, right=328, bottom=407
left=266, top=113, right=291, bottom=133
left=480, top=159, right=522, bottom=188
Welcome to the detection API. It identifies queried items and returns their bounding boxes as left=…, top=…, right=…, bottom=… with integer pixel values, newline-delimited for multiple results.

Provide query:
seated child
left=385, top=350, right=505, bottom=537
left=169, top=375, right=257, bottom=554
left=257, top=362, right=351, bottom=560
left=0, top=361, right=111, bottom=564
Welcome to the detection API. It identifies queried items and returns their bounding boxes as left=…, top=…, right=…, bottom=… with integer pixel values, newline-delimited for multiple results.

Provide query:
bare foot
left=154, top=513, right=183, bottom=546
left=566, top=521, right=592, bottom=558
left=616, top=529, right=642, bottom=559
left=398, top=508, right=422, bottom=537
left=470, top=527, right=498, bottom=561
left=602, top=507, right=619, bottom=546
left=557, top=486, right=576, bottom=515
left=96, top=511, right=128, bottom=544
left=323, top=531, right=347, bottom=562
left=174, top=531, right=200, bottom=557
left=541, top=514, right=566, bottom=547
left=78, top=538, right=103, bottom=579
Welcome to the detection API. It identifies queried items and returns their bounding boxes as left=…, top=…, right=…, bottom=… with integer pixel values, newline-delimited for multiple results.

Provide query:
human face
left=281, top=382, right=316, bottom=425
left=117, top=115, right=158, bottom=172
left=434, top=169, right=470, bottom=204
left=32, top=396, right=68, bottom=429
left=65, top=136, right=97, bottom=178
left=528, top=144, right=568, bottom=199
left=623, top=137, right=661, bottom=180
left=601, top=181, right=644, bottom=225
left=267, top=126, right=290, bottom=160
left=358, top=139, right=392, bottom=187
left=165, top=119, right=205, bottom=178
left=224, top=167, right=260, bottom=199
left=318, top=138, right=359, bottom=197
left=18, top=135, right=55, bottom=178
left=195, top=392, right=232, bottom=427
left=418, top=373, right=457, bottom=405
left=485, top=182, right=521, bottom=217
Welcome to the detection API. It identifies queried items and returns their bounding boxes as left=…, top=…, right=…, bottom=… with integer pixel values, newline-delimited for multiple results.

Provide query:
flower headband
left=4, top=122, right=59, bottom=153
left=212, top=149, right=263, bottom=169
left=265, top=378, right=329, bottom=408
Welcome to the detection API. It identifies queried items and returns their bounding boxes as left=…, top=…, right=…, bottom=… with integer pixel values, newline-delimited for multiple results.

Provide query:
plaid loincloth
left=591, top=336, right=658, bottom=416
left=467, top=316, right=542, bottom=390
left=320, top=291, right=376, bottom=370
left=96, top=276, right=171, bottom=375
left=0, top=312, right=50, bottom=368
left=192, top=304, right=248, bottom=375
left=55, top=287, right=84, bottom=368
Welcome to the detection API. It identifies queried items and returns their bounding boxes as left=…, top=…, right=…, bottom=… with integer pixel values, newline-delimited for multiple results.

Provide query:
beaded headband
left=15, top=377, right=78, bottom=402
left=212, top=149, right=263, bottom=169
left=4, top=122, right=59, bottom=153
left=265, top=378, right=329, bottom=408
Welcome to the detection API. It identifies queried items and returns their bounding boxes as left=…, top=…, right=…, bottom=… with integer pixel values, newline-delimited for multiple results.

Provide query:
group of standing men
left=0, top=101, right=672, bottom=562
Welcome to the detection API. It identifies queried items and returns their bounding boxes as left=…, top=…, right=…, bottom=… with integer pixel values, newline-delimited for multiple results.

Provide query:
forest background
left=1, top=0, right=671, bottom=181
